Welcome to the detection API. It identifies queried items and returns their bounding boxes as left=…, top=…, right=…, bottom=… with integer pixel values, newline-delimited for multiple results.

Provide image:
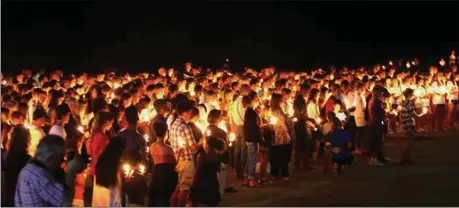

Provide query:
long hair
left=90, top=112, right=114, bottom=134
left=95, top=136, right=126, bottom=188
left=308, top=89, right=320, bottom=104
left=6, top=125, right=30, bottom=157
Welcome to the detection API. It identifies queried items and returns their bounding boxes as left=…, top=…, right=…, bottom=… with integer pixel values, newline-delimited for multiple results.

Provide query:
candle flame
left=270, top=116, right=278, bottom=125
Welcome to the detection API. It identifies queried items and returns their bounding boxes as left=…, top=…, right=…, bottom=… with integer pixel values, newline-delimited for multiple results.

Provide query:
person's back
left=118, top=128, right=145, bottom=159
left=15, top=161, right=64, bottom=207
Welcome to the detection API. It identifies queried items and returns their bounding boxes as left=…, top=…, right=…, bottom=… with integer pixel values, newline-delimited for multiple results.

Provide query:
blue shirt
left=15, top=161, right=64, bottom=207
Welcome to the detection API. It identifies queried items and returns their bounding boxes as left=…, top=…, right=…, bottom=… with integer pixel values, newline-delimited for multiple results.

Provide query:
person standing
left=243, top=94, right=264, bottom=187
left=400, top=88, right=426, bottom=164
left=49, top=104, right=71, bottom=140
left=367, top=87, right=389, bottom=166
left=148, top=122, right=178, bottom=207
left=29, top=109, right=48, bottom=157
left=15, top=135, right=86, bottom=207
left=2, top=125, right=31, bottom=207
left=229, top=84, right=251, bottom=179
left=169, top=100, right=198, bottom=207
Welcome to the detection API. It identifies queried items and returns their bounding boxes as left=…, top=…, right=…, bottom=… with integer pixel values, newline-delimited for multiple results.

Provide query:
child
left=190, top=136, right=222, bottom=206
left=324, top=117, right=354, bottom=174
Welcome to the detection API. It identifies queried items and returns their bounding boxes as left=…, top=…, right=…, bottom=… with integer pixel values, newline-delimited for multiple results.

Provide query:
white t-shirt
left=306, top=102, right=320, bottom=120
left=49, top=125, right=67, bottom=140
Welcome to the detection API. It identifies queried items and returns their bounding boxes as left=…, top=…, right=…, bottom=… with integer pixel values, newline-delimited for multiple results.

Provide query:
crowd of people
left=1, top=51, right=458, bottom=207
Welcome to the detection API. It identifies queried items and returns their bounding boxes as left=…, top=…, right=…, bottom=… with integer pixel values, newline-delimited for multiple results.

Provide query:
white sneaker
left=369, top=159, right=384, bottom=166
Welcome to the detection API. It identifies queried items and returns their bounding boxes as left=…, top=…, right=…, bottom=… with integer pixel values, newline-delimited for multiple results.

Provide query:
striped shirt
left=169, top=117, right=195, bottom=161
left=401, top=99, right=417, bottom=133
left=15, top=161, right=64, bottom=207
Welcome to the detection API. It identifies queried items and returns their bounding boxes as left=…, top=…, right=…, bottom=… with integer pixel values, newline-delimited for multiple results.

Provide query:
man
left=151, top=99, right=170, bottom=143
left=15, top=135, right=85, bottom=207
left=49, top=104, right=70, bottom=140
left=229, top=84, right=251, bottom=179
left=118, top=105, right=146, bottom=160
left=29, top=109, right=48, bottom=157
left=368, top=86, right=389, bottom=166
left=169, top=100, right=198, bottom=207
left=400, top=88, right=425, bottom=164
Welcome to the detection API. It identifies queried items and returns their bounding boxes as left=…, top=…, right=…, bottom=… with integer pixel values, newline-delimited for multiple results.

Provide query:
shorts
left=176, top=160, right=195, bottom=191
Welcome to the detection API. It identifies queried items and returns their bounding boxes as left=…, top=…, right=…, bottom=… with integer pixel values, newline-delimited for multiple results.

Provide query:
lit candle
left=229, top=132, right=236, bottom=147
left=315, top=117, right=322, bottom=124
left=178, top=138, right=185, bottom=148
left=218, top=121, right=228, bottom=133
left=123, top=163, right=133, bottom=178
left=77, top=125, right=84, bottom=134
left=336, top=113, right=347, bottom=121
left=138, top=164, right=146, bottom=175
left=270, top=116, right=278, bottom=125
left=292, top=117, right=298, bottom=123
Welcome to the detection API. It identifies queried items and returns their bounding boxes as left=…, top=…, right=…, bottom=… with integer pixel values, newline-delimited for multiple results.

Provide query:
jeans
left=245, top=142, right=258, bottom=180
left=83, top=174, right=94, bottom=207
left=369, top=124, right=385, bottom=160
left=234, top=126, right=247, bottom=179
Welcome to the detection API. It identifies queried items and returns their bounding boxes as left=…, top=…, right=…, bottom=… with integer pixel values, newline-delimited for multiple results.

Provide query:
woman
left=243, top=94, right=264, bottom=187
left=306, top=89, right=322, bottom=161
left=84, top=112, right=114, bottom=206
left=354, top=82, right=367, bottom=155
left=270, top=93, right=294, bottom=181
left=446, top=80, right=458, bottom=130
left=429, top=77, right=447, bottom=132
left=1, top=125, right=31, bottom=206
left=148, top=122, right=178, bottom=207
left=92, top=136, right=126, bottom=207
left=206, top=109, right=232, bottom=194
left=190, top=136, right=222, bottom=207
left=293, top=85, right=310, bottom=171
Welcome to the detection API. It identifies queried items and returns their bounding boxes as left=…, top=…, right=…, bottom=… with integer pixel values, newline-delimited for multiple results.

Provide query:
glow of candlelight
left=406, top=63, right=411, bottom=68
left=1, top=80, right=7, bottom=85
left=77, top=125, right=84, bottom=134
left=391, top=109, right=398, bottom=116
left=292, top=117, right=298, bottom=123
left=422, top=107, right=428, bottom=115
left=123, top=164, right=133, bottom=178
left=144, top=134, right=149, bottom=143
left=228, top=132, right=236, bottom=147
left=270, top=116, right=278, bottom=125
left=206, top=129, right=212, bottom=137
left=138, top=164, right=146, bottom=175
left=315, top=117, right=322, bottom=124
left=218, top=121, right=228, bottom=133
left=336, top=113, right=347, bottom=121
left=24, top=123, right=30, bottom=129
left=439, top=59, right=446, bottom=67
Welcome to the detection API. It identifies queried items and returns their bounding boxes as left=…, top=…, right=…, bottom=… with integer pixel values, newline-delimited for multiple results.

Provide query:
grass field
left=221, top=131, right=459, bottom=207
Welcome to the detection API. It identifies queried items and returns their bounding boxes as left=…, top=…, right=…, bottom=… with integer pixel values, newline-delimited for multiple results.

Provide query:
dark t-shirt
left=118, top=129, right=146, bottom=160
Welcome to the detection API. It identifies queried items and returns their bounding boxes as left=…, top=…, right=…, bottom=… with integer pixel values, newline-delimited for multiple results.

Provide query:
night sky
left=2, top=1, right=459, bottom=74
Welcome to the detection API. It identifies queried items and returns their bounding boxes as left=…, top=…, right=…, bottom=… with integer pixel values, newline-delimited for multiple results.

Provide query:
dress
left=92, top=173, right=122, bottom=207
left=148, top=163, right=178, bottom=206
left=190, top=149, right=221, bottom=206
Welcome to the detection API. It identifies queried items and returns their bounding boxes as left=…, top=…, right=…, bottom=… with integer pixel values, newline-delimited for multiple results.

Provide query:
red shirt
left=87, top=131, right=110, bottom=175
left=324, top=98, right=335, bottom=117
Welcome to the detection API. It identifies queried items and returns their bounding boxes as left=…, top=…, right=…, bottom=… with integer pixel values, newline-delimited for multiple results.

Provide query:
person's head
left=207, top=109, right=222, bottom=125
left=327, top=112, right=336, bottom=123
left=95, top=136, right=126, bottom=188
left=1, top=108, right=10, bottom=123
left=333, top=100, right=343, bottom=113
left=6, top=125, right=30, bottom=156
left=33, top=109, right=48, bottom=128
left=240, top=84, right=251, bottom=96
left=35, top=135, right=66, bottom=170
left=190, top=107, right=200, bottom=123
left=153, top=99, right=170, bottom=117
left=153, top=122, right=168, bottom=140
left=11, top=111, right=25, bottom=126
left=124, top=105, right=139, bottom=126
left=308, top=89, right=320, bottom=103
left=56, top=104, right=71, bottom=125
left=120, top=93, right=132, bottom=109
left=92, top=112, right=115, bottom=133
left=242, top=95, right=252, bottom=109
left=403, top=88, right=415, bottom=100
left=270, top=93, right=283, bottom=111
left=176, top=100, right=195, bottom=122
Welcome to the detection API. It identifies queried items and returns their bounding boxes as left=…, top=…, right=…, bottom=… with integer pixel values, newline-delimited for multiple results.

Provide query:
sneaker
left=369, top=160, right=384, bottom=166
